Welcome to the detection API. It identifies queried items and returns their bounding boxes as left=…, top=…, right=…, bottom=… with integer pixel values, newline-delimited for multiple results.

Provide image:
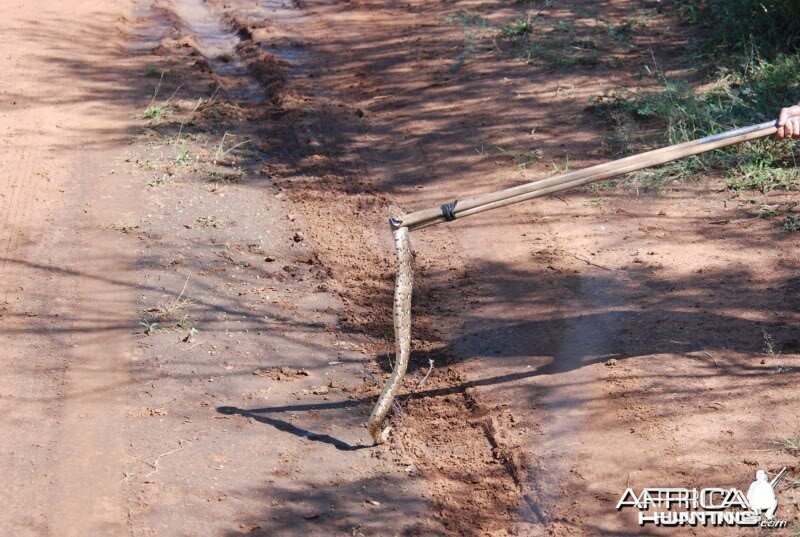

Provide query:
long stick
left=367, top=120, right=778, bottom=444
left=394, top=121, right=777, bottom=231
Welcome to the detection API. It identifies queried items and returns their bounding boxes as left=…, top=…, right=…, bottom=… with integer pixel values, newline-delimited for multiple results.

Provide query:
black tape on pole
left=440, top=201, right=458, bottom=222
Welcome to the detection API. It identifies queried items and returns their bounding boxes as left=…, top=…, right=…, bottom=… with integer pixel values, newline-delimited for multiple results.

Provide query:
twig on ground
left=399, top=358, right=435, bottom=409
left=144, top=446, right=184, bottom=478
left=565, top=251, right=615, bottom=271
left=392, top=400, right=406, bottom=417
left=176, top=274, right=189, bottom=303
left=163, top=83, right=185, bottom=106
left=175, top=97, right=204, bottom=141
left=182, top=339, right=206, bottom=351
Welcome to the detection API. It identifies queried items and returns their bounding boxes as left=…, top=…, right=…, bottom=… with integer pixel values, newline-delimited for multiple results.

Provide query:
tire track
left=252, top=8, right=534, bottom=534
left=0, top=149, right=31, bottom=281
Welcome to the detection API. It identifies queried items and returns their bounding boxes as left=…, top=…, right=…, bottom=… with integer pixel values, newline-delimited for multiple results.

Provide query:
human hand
left=777, top=104, right=800, bottom=139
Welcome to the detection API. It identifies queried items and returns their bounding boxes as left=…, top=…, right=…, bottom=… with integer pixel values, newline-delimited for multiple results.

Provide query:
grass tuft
left=501, top=17, right=534, bottom=38
left=782, top=214, right=800, bottom=232
left=444, top=10, right=490, bottom=29
left=143, top=105, right=169, bottom=122
left=145, top=64, right=163, bottom=78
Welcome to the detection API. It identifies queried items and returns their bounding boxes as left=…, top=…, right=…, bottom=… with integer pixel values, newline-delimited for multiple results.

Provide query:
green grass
left=584, top=198, right=607, bottom=207
left=606, top=18, right=643, bottom=42
left=682, top=0, right=800, bottom=59
left=444, top=10, right=490, bottom=29
left=145, top=64, right=162, bottom=78
left=587, top=180, right=618, bottom=192
left=554, top=20, right=574, bottom=33
left=496, top=146, right=543, bottom=169
left=501, top=17, right=534, bottom=38
left=143, top=104, right=169, bottom=122
left=174, top=144, right=191, bottom=166
left=139, top=320, right=161, bottom=335
left=444, top=8, right=627, bottom=71
left=725, top=158, right=800, bottom=192
left=590, top=1, right=800, bottom=192
left=783, top=214, right=800, bottom=232
left=444, top=9, right=492, bottom=73
left=591, top=57, right=800, bottom=190
left=526, top=39, right=600, bottom=67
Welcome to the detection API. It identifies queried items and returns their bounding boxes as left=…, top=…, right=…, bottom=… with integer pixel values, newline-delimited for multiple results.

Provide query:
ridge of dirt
left=393, top=367, right=539, bottom=535
left=209, top=2, right=541, bottom=533
left=117, top=2, right=444, bottom=535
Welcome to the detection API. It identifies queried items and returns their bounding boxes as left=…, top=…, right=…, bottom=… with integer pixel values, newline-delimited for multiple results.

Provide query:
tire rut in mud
left=150, top=2, right=535, bottom=532
left=261, top=59, right=535, bottom=537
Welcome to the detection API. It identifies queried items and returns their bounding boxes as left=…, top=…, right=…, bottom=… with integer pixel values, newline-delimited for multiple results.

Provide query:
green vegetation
left=145, top=64, right=162, bottom=78
left=757, top=204, right=779, bottom=218
left=443, top=10, right=490, bottom=29
left=443, top=10, right=491, bottom=73
left=146, top=175, right=173, bottom=188
left=554, top=20, right=574, bottom=33
left=526, top=38, right=600, bottom=67
left=443, top=9, right=611, bottom=72
left=606, top=18, right=645, bottom=43
left=501, top=17, right=534, bottom=38
left=685, top=0, right=800, bottom=58
left=584, top=198, right=607, bottom=208
left=143, top=104, right=169, bottom=123
left=496, top=146, right=543, bottom=169
left=782, top=214, right=800, bottom=232
left=591, top=0, right=800, bottom=193
left=174, top=144, right=191, bottom=165
left=139, top=320, right=161, bottom=335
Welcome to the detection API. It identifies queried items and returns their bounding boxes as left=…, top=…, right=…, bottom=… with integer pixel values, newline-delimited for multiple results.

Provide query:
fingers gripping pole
left=367, top=225, right=413, bottom=444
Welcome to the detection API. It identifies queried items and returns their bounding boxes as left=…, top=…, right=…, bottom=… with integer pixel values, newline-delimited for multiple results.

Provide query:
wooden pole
left=394, top=121, right=777, bottom=231
left=368, top=120, right=778, bottom=444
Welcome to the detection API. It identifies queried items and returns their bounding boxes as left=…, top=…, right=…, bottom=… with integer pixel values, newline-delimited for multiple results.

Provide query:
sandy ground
left=1, top=0, right=799, bottom=535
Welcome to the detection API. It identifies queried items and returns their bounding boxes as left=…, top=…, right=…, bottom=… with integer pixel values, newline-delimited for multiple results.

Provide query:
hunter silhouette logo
left=617, top=467, right=789, bottom=528
left=747, top=469, right=785, bottom=521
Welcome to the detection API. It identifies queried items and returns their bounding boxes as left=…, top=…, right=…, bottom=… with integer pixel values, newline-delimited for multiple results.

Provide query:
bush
left=690, top=0, right=800, bottom=59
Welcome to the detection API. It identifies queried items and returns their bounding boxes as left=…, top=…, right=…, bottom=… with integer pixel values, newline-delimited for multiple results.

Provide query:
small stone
left=293, top=232, right=305, bottom=243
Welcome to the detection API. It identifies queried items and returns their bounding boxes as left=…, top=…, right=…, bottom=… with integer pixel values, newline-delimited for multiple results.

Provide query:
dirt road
left=1, top=0, right=798, bottom=535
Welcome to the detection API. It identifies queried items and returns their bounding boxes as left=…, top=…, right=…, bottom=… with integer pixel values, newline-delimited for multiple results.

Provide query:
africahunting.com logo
left=617, top=468, right=789, bottom=528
